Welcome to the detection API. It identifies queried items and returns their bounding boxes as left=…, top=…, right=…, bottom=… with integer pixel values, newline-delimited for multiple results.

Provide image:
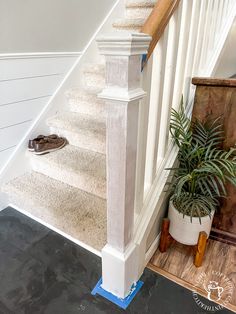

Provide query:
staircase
left=1, top=0, right=156, bottom=254
left=1, top=0, right=236, bottom=300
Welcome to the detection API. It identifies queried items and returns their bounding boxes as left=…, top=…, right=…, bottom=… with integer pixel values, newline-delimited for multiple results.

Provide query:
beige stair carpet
left=2, top=172, right=107, bottom=251
left=3, top=0, right=156, bottom=253
left=113, top=0, right=156, bottom=30
left=29, top=145, right=106, bottom=199
left=65, top=88, right=106, bottom=117
left=125, top=0, right=156, bottom=19
left=112, top=18, right=146, bottom=31
left=47, top=112, right=106, bottom=154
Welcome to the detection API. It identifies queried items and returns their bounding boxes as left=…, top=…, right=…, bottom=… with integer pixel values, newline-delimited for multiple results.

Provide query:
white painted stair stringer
left=134, top=95, right=197, bottom=276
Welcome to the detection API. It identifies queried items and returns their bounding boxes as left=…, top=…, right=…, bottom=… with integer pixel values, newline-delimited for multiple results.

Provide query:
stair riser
left=112, top=24, right=143, bottom=32
left=67, top=99, right=106, bottom=118
left=49, top=127, right=106, bottom=154
left=30, top=158, right=106, bottom=199
left=125, top=7, right=153, bottom=19
left=83, top=72, right=105, bottom=92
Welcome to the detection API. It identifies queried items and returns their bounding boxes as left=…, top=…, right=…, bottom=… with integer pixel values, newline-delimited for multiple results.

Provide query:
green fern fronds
left=169, top=103, right=236, bottom=221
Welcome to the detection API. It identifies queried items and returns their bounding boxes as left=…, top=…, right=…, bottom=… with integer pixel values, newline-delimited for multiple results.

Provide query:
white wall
left=0, top=54, right=78, bottom=170
left=0, top=0, right=116, bottom=53
left=0, top=0, right=117, bottom=172
left=215, top=18, right=236, bottom=78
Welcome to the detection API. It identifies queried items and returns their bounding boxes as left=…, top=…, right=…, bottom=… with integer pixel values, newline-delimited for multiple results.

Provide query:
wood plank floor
left=148, top=239, right=236, bottom=312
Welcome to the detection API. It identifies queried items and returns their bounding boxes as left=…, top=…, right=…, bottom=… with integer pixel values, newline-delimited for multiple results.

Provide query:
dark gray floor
left=0, top=207, right=233, bottom=314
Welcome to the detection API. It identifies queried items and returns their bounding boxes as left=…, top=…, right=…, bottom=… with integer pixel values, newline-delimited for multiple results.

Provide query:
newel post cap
left=96, top=32, right=152, bottom=56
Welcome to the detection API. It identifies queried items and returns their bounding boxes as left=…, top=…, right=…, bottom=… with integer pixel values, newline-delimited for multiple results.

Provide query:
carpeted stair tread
left=125, top=0, right=155, bottom=19
left=65, top=87, right=101, bottom=99
left=28, top=145, right=106, bottom=199
left=2, top=172, right=107, bottom=251
left=126, top=0, right=156, bottom=8
left=113, top=18, right=145, bottom=31
left=47, top=112, right=106, bottom=154
left=65, top=88, right=106, bottom=117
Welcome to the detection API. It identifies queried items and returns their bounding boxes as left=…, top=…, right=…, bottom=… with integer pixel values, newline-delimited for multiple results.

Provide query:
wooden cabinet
left=192, top=77, right=236, bottom=245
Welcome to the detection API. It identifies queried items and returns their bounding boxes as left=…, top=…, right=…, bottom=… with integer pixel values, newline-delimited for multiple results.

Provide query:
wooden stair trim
left=210, top=228, right=236, bottom=247
left=141, top=0, right=181, bottom=61
left=192, top=77, right=236, bottom=87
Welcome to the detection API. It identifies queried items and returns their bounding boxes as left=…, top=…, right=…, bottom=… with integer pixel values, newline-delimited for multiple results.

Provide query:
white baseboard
left=0, top=52, right=82, bottom=60
left=145, top=233, right=161, bottom=265
left=10, top=203, right=102, bottom=258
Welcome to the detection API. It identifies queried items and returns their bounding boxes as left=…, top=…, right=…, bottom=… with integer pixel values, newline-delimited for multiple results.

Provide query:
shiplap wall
left=0, top=54, right=79, bottom=170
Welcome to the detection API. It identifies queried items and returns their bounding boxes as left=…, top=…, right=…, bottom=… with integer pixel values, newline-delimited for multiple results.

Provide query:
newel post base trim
left=101, top=243, right=139, bottom=299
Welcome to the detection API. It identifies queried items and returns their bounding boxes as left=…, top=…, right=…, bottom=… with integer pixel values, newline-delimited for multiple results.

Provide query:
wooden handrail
left=141, top=0, right=181, bottom=61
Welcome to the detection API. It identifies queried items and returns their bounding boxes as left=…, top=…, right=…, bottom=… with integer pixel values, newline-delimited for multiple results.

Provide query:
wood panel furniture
left=192, top=77, right=236, bottom=245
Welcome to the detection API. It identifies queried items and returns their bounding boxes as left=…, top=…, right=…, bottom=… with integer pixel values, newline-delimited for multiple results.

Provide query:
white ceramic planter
left=168, top=200, right=214, bottom=245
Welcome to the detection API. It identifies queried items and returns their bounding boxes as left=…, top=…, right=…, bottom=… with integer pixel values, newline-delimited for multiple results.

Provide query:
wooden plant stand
left=159, top=218, right=208, bottom=267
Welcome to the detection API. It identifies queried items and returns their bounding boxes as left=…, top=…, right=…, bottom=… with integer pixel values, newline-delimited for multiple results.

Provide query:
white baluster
left=199, top=0, right=214, bottom=73
left=215, top=0, right=224, bottom=41
left=206, top=0, right=219, bottom=62
left=157, top=9, right=181, bottom=160
left=171, top=0, right=193, bottom=109
left=144, top=28, right=169, bottom=189
left=209, top=0, right=221, bottom=53
left=191, top=0, right=207, bottom=75
left=183, top=0, right=201, bottom=101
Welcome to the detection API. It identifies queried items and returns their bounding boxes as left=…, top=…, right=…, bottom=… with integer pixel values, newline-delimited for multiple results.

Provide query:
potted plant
left=168, top=103, right=236, bottom=245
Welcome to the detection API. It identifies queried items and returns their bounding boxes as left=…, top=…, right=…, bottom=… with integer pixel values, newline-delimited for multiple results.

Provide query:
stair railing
left=134, top=0, right=236, bottom=276
left=97, top=0, right=236, bottom=299
left=142, top=0, right=181, bottom=62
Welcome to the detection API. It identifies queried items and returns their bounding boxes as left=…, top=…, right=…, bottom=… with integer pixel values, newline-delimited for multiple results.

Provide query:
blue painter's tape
left=91, top=278, right=144, bottom=310
left=141, top=53, right=147, bottom=71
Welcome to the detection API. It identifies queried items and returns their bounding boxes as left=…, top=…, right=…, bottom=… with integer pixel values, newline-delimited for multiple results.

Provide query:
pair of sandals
left=28, top=134, right=67, bottom=155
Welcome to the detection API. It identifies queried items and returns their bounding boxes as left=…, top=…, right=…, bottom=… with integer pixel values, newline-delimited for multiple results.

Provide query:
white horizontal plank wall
left=0, top=53, right=79, bottom=172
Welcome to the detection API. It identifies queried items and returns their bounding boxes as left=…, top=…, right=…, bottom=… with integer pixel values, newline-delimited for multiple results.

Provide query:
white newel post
left=97, top=33, right=151, bottom=299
